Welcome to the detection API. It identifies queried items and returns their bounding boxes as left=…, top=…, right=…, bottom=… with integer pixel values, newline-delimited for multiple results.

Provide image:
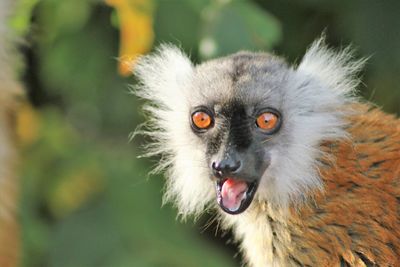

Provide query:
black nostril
left=212, top=160, right=241, bottom=177
left=212, top=162, right=222, bottom=178
left=211, top=161, right=218, bottom=170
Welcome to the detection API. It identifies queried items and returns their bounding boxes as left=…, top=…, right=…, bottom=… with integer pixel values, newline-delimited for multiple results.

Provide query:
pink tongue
left=221, top=179, right=248, bottom=212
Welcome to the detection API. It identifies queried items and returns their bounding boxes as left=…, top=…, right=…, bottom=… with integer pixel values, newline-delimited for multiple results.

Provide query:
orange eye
left=192, top=111, right=213, bottom=130
left=256, top=112, right=279, bottom=132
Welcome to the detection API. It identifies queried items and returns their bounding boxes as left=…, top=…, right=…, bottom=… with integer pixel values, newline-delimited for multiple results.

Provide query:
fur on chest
left=223, top=198, right=400, bottom=267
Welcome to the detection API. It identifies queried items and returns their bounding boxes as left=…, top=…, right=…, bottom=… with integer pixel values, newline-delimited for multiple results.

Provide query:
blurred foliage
left=153, top=0, right=281, bottom=61
left=13, top=0, right=400, bottom=266
left=10, top=0, right=40, bottom=35
left=256, top=0, right=400, bottom=115
left=105, top=0, right=154, bottom=75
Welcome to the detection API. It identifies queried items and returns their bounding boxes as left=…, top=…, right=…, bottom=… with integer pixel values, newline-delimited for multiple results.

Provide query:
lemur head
left=134, top=38, right=364, bottom=217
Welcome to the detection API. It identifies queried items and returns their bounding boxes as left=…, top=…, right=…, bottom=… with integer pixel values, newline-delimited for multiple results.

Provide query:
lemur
left=134, top=38, right=400, bottom=266
left=0, top=1, right=23, bottom=266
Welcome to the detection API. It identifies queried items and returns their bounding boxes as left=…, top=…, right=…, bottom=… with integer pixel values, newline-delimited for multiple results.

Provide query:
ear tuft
left=133, top=45, right=194, bottom=109
left=298, top=37, right=367, bottom=97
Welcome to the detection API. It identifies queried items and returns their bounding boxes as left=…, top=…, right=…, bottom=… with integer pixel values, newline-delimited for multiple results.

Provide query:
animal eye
left=191, top=110, right=213, bottom=130
left=256, top=112, right=279, bottom=132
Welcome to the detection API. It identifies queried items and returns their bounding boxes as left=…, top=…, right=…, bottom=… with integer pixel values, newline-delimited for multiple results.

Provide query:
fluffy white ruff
left=257, top=39, right=366, bottom=208
left=134, top=38, right=365, bottom=218
left=134, top=45, right=215, bottom=218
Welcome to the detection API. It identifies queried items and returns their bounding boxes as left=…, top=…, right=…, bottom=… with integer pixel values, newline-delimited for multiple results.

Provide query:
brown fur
left=0, top=95, right=20, bottom=267
left=230, top=104, right=400, bottom=266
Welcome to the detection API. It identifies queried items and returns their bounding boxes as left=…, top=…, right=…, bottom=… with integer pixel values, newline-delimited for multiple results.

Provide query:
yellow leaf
left=16, top=103, right=40, bottom=146
left=49, top=168, right=104, bottom=218
left=106, top=0, right=154, bottom=76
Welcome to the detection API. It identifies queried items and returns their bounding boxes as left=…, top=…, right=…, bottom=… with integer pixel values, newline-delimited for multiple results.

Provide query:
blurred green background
left=13, top=0, right=400, bottom=266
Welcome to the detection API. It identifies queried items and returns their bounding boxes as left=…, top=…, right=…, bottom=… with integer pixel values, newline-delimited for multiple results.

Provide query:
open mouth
left=215, top=178, right=259, bottom=215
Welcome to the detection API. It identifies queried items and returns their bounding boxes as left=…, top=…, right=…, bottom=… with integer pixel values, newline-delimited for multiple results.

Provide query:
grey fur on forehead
left=193, top=51, right=290, bottom=107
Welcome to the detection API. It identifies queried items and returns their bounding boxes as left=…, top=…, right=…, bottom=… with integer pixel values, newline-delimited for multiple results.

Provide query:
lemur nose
left=212, top=159, right=242, bottom=178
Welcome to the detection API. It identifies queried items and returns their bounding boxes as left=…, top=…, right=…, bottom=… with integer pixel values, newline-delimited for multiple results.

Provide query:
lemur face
left=188, top=53, right=288, bottom=214
left=190, top=101, right=281, bottom=214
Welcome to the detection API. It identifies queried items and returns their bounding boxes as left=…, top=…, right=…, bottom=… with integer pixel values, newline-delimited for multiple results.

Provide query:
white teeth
left=228, top=205, right=240, bottom=212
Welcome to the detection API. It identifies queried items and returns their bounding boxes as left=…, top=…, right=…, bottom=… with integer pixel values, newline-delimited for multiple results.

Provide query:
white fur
left=221, top=203, right=291, bottom=266
left=134, top=38, right=365, bottom=219
left=134, top=45, right=215, bottom=218
left=257, top=38, right=366, bottom=208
